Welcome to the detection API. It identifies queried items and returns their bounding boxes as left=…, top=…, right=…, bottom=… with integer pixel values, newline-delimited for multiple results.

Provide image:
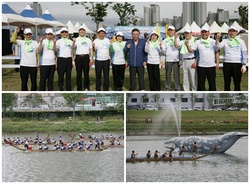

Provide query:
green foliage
left=2, top=93, right=17, bottom=117
left=238, top=5, right=248, bottom=29
left=112, top=2, right=137, bottom=26
left=71, top=2, right=112, bottom=32
left=62, top=93, right=86, bottom=118
left=21, top=93, right=46, bottom=108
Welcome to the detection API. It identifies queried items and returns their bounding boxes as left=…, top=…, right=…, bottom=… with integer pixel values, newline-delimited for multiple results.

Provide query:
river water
left=2, top=133, right=124, bottom=182
left=126, top=135, right=248, bottom=182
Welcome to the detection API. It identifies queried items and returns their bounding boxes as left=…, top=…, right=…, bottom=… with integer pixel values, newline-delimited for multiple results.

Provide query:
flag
left=156, top=23, right=162, bottom=41
left=165, top=24, right=169, bottom=38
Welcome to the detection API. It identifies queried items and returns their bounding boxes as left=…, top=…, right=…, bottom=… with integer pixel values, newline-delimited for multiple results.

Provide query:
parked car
left=127, top=105, right=141, bottom=110
left=145, top=105, right=158, bottom=110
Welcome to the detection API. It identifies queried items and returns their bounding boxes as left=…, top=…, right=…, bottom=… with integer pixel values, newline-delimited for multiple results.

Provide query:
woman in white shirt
left=145, top=31, right=162, bottom=91
left=110, top=32, right=127, bottom=91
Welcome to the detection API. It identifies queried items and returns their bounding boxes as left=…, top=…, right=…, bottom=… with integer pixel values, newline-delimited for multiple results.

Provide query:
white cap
left=60, top=27, right=68, bottom=33
left=228, top=26, right=238, bottom=32
left=97, top=27, right=106, bottom=33
left=201, top=26, right=209, bottom=32
left=168, top=26, right=175, bottom=30
left=184, top=28, right=192, bottom=33
left=150, top=31, right=159, bottom=37
left=116, top=32, right=123, bottom=36
left=24, top=28, right=32, bottom=34
left=45, top=28, right=53, bottom=34
left=78, top=26, right=86, bottom=31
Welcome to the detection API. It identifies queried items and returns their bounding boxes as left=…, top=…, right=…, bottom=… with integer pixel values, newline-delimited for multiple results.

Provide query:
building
left=217, top=8, right=229, bottom=24
left=30, top=2, right=42, bottom=16
left=143, top=4, right=160, bottom=26
left=182, top=2, right=207, bottom=27
left=127, top=93, right=247, bottom=110
left=14, top=93, right=123, bottom=111
left=207, top=12, right=217, bottom=24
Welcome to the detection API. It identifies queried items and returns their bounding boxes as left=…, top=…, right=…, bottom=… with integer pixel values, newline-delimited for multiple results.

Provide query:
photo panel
left=126, top=92, right=248, bottom=182
left=2, top=92, right=124, bottom=182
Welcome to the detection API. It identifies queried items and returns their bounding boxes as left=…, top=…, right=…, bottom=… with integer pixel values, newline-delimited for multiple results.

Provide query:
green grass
left=126, top=110, right=248, bottom=134
left=2, top=117, right=124, bottom=134
left=2, top=59, right=248, bottom=91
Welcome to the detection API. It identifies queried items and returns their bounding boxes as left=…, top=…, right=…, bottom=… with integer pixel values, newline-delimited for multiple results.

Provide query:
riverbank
left=2, top=118, right=124, bottom=133
left=126, top=110, right=248, bottom=135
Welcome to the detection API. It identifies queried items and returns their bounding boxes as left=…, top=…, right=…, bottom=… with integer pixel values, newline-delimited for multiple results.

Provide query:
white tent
left=230, top=21, right=247, bottom=32
left=66, top=20, right=78, bottom=34
left=221, top=22, right=229, bottom=33
left=190, top=21, right=201, bottom=35
left=178, top=23, right=191, bottom=33
left=203, top=22, right=210, bottom=28
left=209, top=21, right=226, bottom=33
left=75, top=22, right=80, bottom=29
left=81, top=23, right=94, bottom=34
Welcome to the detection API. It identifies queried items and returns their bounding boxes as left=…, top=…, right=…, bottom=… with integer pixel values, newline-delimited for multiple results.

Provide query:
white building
left=127, top=93, right=247, bottom=110
left=182, top=2, right=207, bottom=27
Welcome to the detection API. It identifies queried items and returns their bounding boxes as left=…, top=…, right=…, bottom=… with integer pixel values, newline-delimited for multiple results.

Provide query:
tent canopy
left=190, top=21, right=201, bottom=35
left=80, top=23, right=94, bottom=34
left=20, top=4, right=53, bottom=27
left=231, top=21, right=247, bottom=32
left=2, top=3, right=35, bottom=27
left=41, top=9, right=65, bottom=27
left=209, top=21, right=226, bottom=33
left=221, top=22, right=229, bottom=32
left=178, top=23, right=191, bottom=33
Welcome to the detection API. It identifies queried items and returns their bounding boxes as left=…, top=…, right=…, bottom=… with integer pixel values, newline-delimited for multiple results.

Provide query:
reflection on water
left=126, top=135, right=248, bottom=182
left=3, top=133, right=124, bottom=182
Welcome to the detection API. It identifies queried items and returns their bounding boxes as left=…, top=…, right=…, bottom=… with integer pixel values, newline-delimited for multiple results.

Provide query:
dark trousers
left=129, top=66, right=145, bottom=91
left=197, top=66, right=216, bottom=91
left=57, top=57, right=72, bottom=91
left=39, top=65, right=56, bottom=91
left=20, top=66, right=37, bottom=91
left=75, top=55, right=90, bottom=91
left=112, top=64, right=125, bottom=91
left=95, top=60, right=110, bottom=91
left=147, top=63, right=161, bottom=91
left=14, top=59, right=20, bottom=72
left=223, top=63, right=242, bottom=91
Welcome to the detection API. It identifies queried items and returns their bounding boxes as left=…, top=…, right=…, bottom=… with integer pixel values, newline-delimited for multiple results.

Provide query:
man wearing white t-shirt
left=56, top=27, right=74, bottom=91
left=215, top=26, right=248, bottom=91
left=37, top=28, right=56, bottom=91
left=11, top=27, right=39, bottom=91
left=93, top=28, right=110, bottom=91
left=186, top=26, right=220, bottom=91
left=162, top=26, right=181, bottom=91
left=73, top=26, right=93, bottom=91
left=174, top=29, right=197, bottom=91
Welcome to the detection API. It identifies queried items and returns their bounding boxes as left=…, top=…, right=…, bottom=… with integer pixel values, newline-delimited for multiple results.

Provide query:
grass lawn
left=2, top=59, right=248, bottom=91
left=2, top=117, right=124, bottom=133
left=126, top=110, right=248, bottom=134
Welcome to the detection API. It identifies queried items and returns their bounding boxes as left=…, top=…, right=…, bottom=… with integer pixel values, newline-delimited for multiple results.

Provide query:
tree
left=71, top=2, right=112, bottom=32
left=190, top=93, right=198, bottom=110
left=206, top=94, right=215, bottom=109
left=219, top=93, right=230, bottom=105
left=236, top=94, right=247, bottom=103
left=21, top=93, right=46, bottom=108
left=126, top=93, right=132, bottom=105
left=116, top=94, right=124, bottom=113
left=140, top=94, right=148, bottom=108
left=112, top=2, right=137, bottom=26
left=62, top=93, right=85, bottom=119
left=2, top=93, right=17, bottom=118
left=151, top=94, right=160, bottom=108
left=238, top=5, right=248, bottom=29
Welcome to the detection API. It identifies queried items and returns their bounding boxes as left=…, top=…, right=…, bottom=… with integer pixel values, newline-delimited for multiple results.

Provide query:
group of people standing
left=11, top=24, right=247, bottom=91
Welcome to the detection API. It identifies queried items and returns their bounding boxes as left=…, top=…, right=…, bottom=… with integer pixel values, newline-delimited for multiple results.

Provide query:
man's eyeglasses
left=61, top=31, right=68, bottom=33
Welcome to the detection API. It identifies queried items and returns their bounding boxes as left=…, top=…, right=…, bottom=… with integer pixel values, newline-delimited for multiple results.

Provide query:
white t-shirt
left=110, top=41, right=126, bottom=65
left=145, top=42, right=161, bottom=65
left=216, top=38, right=248, bottom=64
left=56, top=38, right=73, bottom=58
left=162, top=37, right=180, bottom=62
left=178, top=40, right=195, bottom=59
left=192, top=39, right=217, bottom=67
left=75, top=36, right=92, bottom=55
left=17, top=40, right=38, bottom=67
left=40, top=39, right=56, bottom=66
left=93, top=38, right=110, bottom=60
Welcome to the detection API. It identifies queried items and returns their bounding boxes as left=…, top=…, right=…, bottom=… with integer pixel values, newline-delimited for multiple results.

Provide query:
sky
left=3, top=1, right=248, bottom=30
